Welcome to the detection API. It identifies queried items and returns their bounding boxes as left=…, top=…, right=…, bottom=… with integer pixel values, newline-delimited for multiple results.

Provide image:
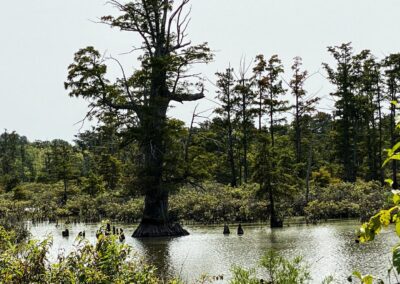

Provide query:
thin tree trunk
left=391, top=89, right=398, bottom=189
left=63, top=179, right=68, bottom=205
left=294, top=73, right=301, bottom=164
left=184, top=107, right=197, bottom=166
left=377, top=83, right=384, bottom=184
left=305, top=142, right=313, bottom=206
left=270, top=92, right=275, bottom=148
left=259, top=91, right=262, bottom=131
left=242, top=80, right=248, bottom=183
left=376, top=72, right=385, bottom=185
left=227, top=106, right=237, bottom=187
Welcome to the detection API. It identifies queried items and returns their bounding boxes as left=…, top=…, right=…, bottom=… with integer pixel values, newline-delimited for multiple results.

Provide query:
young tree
left=215, top=67, right=238, bottom=187
left=48, top=140, right=80, bottom=204
left=0, top=131, right=33, bottom=191
left=289, top=57, right=319, bottom=164
left=64, top=0, right=213, bottom=237
left=264, top=55, right=288, bottom=148
left=252, top=55, right=289, bottom=227
left=232, top=60, right=255, bottom=184
left=353, top=51, right=382, bottom=182
left=253, top=55, right=268, bottom=131
left=324, top=43, right=358, bottom=182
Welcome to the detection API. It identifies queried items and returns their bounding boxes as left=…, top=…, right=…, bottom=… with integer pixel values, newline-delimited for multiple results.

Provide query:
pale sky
left=1, top=0, right=399, bottom=142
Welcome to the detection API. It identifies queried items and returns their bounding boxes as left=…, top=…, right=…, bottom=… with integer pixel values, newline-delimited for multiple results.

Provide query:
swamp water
left=28, top=221, right=398, bottom=283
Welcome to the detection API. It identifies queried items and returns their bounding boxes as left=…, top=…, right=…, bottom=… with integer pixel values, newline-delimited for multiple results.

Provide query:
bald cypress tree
left=289, top=57, right=319, bottom=164
left=65, top=0, right=213, bottom=237
left=215, top=67, right=238, bottom=187
left=234, top=61, right=255, bottom=184
left=324, top=43, right=358, bottom=182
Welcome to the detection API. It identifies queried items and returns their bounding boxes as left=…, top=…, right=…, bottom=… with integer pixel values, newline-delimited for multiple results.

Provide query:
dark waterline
left=28, top=221, right=398, bottom=283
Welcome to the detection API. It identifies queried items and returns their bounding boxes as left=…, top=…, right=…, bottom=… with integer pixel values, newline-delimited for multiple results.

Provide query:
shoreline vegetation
left=0, top=180, right=387, bottom=226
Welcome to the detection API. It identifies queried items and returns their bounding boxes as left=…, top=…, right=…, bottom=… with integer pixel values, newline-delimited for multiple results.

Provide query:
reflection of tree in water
left=135, top=239, right=173, bottom=280
left=268, top=228, right=292, bottom=252
left=269, top=229, right=279, bottom=244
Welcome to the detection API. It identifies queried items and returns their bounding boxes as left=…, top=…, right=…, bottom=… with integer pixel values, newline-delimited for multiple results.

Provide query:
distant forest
left=0, top=43, right=398, bottom=227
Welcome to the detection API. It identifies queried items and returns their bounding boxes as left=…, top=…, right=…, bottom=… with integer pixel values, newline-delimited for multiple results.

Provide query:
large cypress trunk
left=132, top=145, right=189, bottom=237
left=132, top=97, right=189, bottom=238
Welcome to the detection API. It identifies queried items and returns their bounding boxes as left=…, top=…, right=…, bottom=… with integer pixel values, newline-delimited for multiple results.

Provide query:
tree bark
left=391, top=90, right=398, bottom=189
left=305, top=142, right=313, bottom=206
left=227, top=92, right=237, bottom=187
left=377, top=82, right=384, bottom=184
left=132, top=96, right=189, bottom=237
left=241, top=80, right=249, bottom=183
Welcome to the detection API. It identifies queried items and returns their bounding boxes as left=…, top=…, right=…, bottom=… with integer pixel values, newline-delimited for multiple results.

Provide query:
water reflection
left=28, top=221, right=398, bottom=283
left=135, top=238, right=173, bottom=280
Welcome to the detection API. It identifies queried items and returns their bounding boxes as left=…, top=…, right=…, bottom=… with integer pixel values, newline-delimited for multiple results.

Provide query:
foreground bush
left=0, top=223, right=177, bottom=284
left=230, top=250, right=333, bottom=284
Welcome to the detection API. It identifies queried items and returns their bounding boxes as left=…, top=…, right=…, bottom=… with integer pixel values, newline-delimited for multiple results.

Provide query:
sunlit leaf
left=394, top=193, right=400, bottom=205
left=396, top=222, right=400, bottom=237
left=386, top=179, right=394, bottom=187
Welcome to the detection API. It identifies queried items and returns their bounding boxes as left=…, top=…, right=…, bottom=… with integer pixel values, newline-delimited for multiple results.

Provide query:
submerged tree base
left=132, top=222, right=189, bottom=238
left=271, top=219, right=284, bottom=228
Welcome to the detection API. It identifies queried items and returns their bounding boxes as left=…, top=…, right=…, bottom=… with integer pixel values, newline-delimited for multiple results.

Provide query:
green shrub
left=169, top=183, right=267, bottom=223
left=260, top=251, right=311, bottom=284
left=230, top=250, right=332, bottom=284
left=305, top=181, right=387, bottom=222
left=0, top=223, right=170, bottom=284
left=13, top=186, right=30, bottom=201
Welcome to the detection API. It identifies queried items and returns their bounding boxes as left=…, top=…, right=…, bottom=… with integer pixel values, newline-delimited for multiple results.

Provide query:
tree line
left=1, top=43, right=399, bottom=228
left=1, top=1, right=400, bottom=236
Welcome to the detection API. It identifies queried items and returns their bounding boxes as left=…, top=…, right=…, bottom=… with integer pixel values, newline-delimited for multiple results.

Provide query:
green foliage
left=0, top=131, right=36, bottom=191
left=305, top=181, right=386, bottom=222
left=13, top=185, right=29, bottom=201
left=170, top=183, right=267, bottom=223
left=229, top=250, right=316, bottom=284
left=355, top=113, right=400, bottom=282
left=350, top=271, right=383, bottom=284
left=260, top=251, right=311, bottom=284
left=81, top=172, right=106, bottom=196
left=0, top=224, right=165, bottom=284
left=230, top=266, right=259, bottom=284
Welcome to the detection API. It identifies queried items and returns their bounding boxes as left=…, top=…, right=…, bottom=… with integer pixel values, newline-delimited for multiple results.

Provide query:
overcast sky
left=1, top=0, right=399, bottom=142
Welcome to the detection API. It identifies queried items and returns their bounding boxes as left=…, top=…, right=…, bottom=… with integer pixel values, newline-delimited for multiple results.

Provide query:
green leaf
left=362, top=275, right=374, bottom=284
left=396, top=222, right=400, bottom=237
left=394, top=244, right=400, bottom=274
left=383, top=157, right=391, bottom=167
left=392, top=142, right=400, bottom=153
left=394, top=192, right=400, bottom=205
left=391, top=100, right=398, bottom=106
left=352, top=271, right=362, bottom=280
left=386, top=179, right=394, bottom=187
left=383, top=154, right=400, bottom=167
left=380, top=210, right=391, bottom=226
